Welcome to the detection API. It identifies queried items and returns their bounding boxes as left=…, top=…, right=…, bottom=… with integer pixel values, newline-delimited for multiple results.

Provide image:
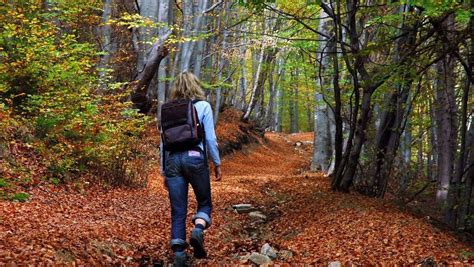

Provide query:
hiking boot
left=190, top=228, right=207, bottom=259
left=173, top=252, right=188, bottom=267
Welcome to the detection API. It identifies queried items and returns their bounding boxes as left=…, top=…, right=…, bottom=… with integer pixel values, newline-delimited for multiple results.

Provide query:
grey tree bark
left=192, top=0, right=212, bottom=78
left=355, top=3, right=420, bottom=197
left=179, top=0, right=193, bottom=72
left=180, top=0, right=208, bottom=72
left=312, top=7, right=332, bottom=172
left=305, top=84, right=313, bottom=132
left=289, top=67, right=299, bottom=133
left=265, top=56, right=282, bottom=129
left=156, top=0, right=171, bottom=121
left=458, top=117, right=474, bottom=229
left=239, top=23, right=248, bottom=110
left=136, top=0, right=159, bottom=72
left=98, top=0, right=116, bottom=90
left=241, top=13, right=278, bottom=122
left=434, top=15, right=457, bottom=202
left=429, top=97, right=438, bottom=181
left=274, top=57, right=286, bottom=132
left=213, top=0, right=230, bottom=125
left=242, top=42, right=265, bottom=121
left=454, top=5, right=474, bottom=228
left=193, top=38, right=206, bottom=78
left=131, top=31, right=171, bottom=113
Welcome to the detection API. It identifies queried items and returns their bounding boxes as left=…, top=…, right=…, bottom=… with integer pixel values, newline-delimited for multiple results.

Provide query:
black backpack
left=160, top=99, right=204, bottom=152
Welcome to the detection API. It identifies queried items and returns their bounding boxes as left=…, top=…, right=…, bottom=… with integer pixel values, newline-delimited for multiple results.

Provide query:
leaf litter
left=1, top=132, right=473, bottom=265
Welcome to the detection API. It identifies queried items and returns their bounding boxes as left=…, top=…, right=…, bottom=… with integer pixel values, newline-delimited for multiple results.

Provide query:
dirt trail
left=1, top=133, right=472, bottom=265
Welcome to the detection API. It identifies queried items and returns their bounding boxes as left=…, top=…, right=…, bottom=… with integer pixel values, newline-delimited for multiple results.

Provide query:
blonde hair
left=169, top=71, right=206, bottom=101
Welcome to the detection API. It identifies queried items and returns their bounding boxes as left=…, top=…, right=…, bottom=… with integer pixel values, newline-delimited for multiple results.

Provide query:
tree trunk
left=331, top=21, right=343, bottom=175
left=213, top=0, right=230, bottom=125
left=156, top=0, right=171, bottom=121
left=429, top=97, right=438, bottom=181
left=241, top=49, right=276, bottom=122
left=313, top=89, right=331, bottom=171
left=242, top=43, right=265, bottom=121
left=137, top=0, right=159, bottom=72
left=331, top=0, right=364, bottom=191
left=180, top=0, right=208, bottom=72
left=399, top=120, right=412, bottom=191
left=434, top=15, right=457, bottom=202
left=361, top=4, right=420, bottom=197
left=305, top=89, right=312, bottom=132
left=458, top=117, right=474, bottom=230
left=275, top=59, right=286, bottom=132
left=242, top=13, right=278, bottom=122
left=179, top=0, right=193, bottom=72
left=312, top=6, right=332, bottom=172
left=338, top=89, right=372, bottom=191
left=239, top=25, right=248, bottom=110
left=291, top=68, right=300, bottom=133
left=456, top=4, right=474, bottom=229
left=98, top=0, right=116, bottom=90
left=264, top=57, right=279, bottom=128
left=131, top=31, right=171, bottom=113
left=289, top=85, right=295, bottom=133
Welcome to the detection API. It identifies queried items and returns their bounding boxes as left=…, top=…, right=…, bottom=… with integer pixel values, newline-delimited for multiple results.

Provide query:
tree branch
left=133, top=30, right=172, bottom=95
left=204, top=1, right=222, bottom=13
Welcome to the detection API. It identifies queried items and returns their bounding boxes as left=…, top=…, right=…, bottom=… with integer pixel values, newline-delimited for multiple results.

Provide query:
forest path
left=0, top=133, right=472, bottom=265
left=198, top=133, right=472, bottom=265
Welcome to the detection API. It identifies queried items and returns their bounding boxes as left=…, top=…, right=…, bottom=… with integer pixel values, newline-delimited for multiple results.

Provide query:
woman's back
left=161, top=71, right=222, bottom=266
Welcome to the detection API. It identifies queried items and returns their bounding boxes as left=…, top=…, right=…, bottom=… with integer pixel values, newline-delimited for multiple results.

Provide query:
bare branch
left=204, top=1, right=223, bottom=13
left=133, top=30, right=172, bottom=95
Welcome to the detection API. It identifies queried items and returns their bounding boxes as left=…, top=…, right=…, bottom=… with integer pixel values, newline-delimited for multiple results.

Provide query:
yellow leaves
left=2, top=23, right=18, bottom=38
left=276, top=0, right=320, bottom=14
left=108, top=13, right=157, bottom=29
left=0, top=84, right=7, bottom=94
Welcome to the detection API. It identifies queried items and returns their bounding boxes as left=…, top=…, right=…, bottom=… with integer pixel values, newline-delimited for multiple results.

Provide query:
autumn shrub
left=32, top=95, right=152, bottom=186
left=0, top=3, right=154, bottom=188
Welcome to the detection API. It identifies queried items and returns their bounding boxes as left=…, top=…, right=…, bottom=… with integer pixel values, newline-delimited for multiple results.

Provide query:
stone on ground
left=232, top=204, right=256, bottom=213
left=260, top=243, right=277, bottom=260
left=248, top=252, right=272, bottom=265
left=249, top=211, right=267, bottom=221
left=328, top=261, right=342, bottom=267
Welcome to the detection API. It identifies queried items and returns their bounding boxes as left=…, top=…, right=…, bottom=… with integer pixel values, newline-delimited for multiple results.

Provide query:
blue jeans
left=164, top=149, right=212, bottom=249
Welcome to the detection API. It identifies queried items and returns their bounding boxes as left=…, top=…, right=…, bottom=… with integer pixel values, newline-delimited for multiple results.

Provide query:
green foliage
left=48, top=159, right=72, bottom=181
left=35, top=116, right=61, bottom=139
left=49, top=177, right=61, bottom=185
left=11, top=192, right=30, bottom=202
left=0, top=178, right=9, bottom=188
left=237, top=0, right=275, bottom=11
left=459, top=249, right=474, bottom=260
left=0, top=3, right=152, bottom=187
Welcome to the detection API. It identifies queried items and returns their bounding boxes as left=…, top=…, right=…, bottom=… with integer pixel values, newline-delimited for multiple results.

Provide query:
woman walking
left=160, top=71, right=222, bottom=266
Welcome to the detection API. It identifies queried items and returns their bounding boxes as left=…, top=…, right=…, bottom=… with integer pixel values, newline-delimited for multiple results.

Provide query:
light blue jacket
left=160, top=100, right=221, bottom=173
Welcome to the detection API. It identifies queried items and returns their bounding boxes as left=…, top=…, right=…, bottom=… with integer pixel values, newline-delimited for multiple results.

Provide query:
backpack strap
left=161, top=130, right=167, bottom=173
